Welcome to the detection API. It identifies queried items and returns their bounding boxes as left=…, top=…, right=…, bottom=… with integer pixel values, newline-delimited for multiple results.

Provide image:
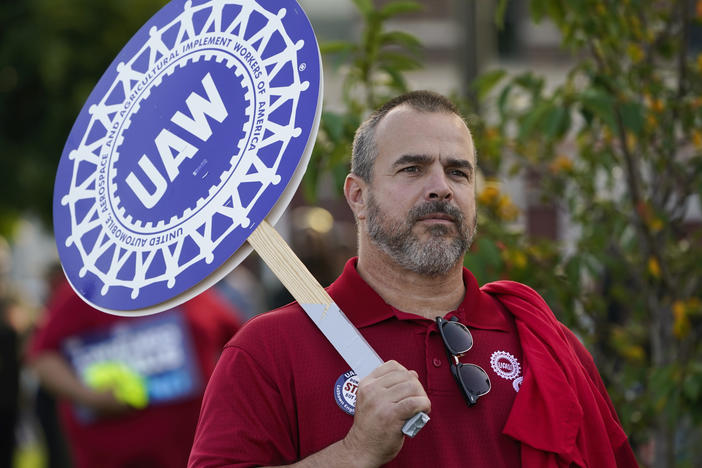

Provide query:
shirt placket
left=423, top=322, right=457, bottom=395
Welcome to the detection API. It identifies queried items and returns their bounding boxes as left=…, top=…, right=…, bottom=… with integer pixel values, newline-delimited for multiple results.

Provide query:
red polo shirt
left=190, top=258, right=529, bottom=467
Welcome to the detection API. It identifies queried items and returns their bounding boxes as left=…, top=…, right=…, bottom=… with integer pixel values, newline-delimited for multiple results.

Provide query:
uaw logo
left=490, top=350, right=522, bottom=392
left=53, top=0, right=321, bottom=312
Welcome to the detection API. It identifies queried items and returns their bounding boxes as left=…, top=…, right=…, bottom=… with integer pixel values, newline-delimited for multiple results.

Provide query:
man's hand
left=84, top=387, right=132, bottom=418
left=257, top=361, right=431, bottom=468
left=31, top=352, right=132, bottom=419
left=342, top=360, right=431, bottom=467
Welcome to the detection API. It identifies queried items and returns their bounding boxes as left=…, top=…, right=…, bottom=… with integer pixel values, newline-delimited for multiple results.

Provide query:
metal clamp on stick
left=402, top=412, right=430, bottom=437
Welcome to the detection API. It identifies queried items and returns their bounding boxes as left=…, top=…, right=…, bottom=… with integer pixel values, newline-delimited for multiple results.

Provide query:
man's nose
left=426, top=170, right=452, bottom=201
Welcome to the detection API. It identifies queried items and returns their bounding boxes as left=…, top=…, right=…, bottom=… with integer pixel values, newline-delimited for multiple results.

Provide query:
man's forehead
left=374, top=106, right=475, bottom=163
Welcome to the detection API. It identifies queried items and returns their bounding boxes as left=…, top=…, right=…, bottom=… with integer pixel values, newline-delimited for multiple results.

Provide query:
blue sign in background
left=62, top=308, right=202, bottom=417
left=53, top=0, right=322, bottom=313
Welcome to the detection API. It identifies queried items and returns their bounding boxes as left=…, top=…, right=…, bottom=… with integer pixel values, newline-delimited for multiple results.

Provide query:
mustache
left=407, top=201, right=464, bottom=225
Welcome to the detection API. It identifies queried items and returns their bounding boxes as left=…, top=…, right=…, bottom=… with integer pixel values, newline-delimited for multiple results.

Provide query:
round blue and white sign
left=53, top=0, right=322, bottom=314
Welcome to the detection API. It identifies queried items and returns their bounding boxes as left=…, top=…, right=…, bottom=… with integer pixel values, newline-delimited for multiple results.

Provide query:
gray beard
left=366, top=194, right=476, bottom=277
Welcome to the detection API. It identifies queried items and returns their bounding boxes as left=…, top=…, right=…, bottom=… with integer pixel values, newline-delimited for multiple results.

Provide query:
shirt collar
left=327, top=257, right=511, bottom=332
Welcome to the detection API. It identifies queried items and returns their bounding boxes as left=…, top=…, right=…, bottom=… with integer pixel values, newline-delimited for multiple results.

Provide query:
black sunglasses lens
left=458, top=364, right=491, bottom=396
left=441, top=320, right=473, bottom=354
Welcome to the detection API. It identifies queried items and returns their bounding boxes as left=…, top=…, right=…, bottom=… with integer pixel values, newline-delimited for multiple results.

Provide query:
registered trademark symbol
left=299, top=63, right=306, bottom=71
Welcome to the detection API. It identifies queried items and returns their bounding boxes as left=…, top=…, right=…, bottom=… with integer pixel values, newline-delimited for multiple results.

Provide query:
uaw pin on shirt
left=334, top=370, right=360, bottom=416
left=53, top=0, right=322, bottom=314
left=490, top=350, right=523, bottom=393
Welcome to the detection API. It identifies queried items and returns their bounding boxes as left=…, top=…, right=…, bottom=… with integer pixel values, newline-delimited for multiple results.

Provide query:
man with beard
left=189, top=91, right=638, bottom=468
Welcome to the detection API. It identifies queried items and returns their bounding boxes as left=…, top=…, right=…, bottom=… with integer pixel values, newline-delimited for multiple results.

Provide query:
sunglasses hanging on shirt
left=436, top=316, right=491, bottom=406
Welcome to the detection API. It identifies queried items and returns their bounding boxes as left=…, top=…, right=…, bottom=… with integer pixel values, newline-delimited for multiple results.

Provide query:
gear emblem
left=490, top=351, right=521, bottom=381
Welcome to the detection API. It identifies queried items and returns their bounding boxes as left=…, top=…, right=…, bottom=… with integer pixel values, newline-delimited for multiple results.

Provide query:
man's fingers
left=365, top=361, right=420, bottom=390
left=396, top=395, right=431, bottom=418
left=367, top=360, right=405, bottom=378
left=358, top=360, right=430, bottom=418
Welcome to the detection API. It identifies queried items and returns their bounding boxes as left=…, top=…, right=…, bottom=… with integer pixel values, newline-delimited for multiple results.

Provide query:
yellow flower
left=478, top=185, right=500, bottom=205
left=647, top=256, right=661, bottom=278
left=627, top=44, right=644, bottom=63
left=479, top=182, right=519, bottom=221
left=649, top=217, right=664, bottom=233
left=646, top=114, right=657, bottom=130
left=673, top=300, right=686, bottom=318
left=621, top=345, right=645, bottom=362
left=484, top=127, right=499, bottom=140
left=693, top=130, right=702, bottom=149
left=673, top=300, right=691, bottom=339
left=651, top=99, right=664, bottom=113
left=498, top=198, right=520, bottom=221
left=512, top=250, right=527, bottom=269
left=626, top=132, right=637, bottom=151
left=502, top=248, right=527, bottom=270
left=549, top=154, right=574, bottom=174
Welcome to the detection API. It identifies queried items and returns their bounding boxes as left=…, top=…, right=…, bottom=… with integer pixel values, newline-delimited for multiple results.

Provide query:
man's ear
left=344, top=173, right=367, bottom=220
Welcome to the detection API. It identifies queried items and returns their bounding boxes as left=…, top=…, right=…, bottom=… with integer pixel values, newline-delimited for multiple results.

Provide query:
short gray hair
left=351, top=90, right=466, bottom=182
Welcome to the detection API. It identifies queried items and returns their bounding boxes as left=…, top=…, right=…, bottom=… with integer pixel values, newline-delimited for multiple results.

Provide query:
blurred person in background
left=27, top=269, right=242, bottom=468
left=33, top=263, right=75, bottom=468
left=0, top=297, right=21, bottom=468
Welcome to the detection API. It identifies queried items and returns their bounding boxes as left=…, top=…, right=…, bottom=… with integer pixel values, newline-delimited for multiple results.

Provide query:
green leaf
left=529, top=0, right=548, bottom=23
left=619, top=100, right=645, bottom=135
left=514, top=72, right=544, bottom=94
left=579, top=88, right=616, bottom=128
left=351, top=0, right=374, bottom=16
left=379, top=31, right=422, bottom=50
left=321, top=111, right=346, bottom=142
left=683, top=373, right=702, bottom=402
left=378, top=1, right=423, bottom=20
left=472, top=69, right=507, bottom=99
left=494, top=0, right=509, bottom=29
left=497, top=84, right=514, bottom=118
left=320, top=40, right=355, bottom=55
left=518, top=101, right=552, bottom=141
left=465, top=237, right=504, bottom=284
left=377, top=50, right=422, bottom=71
left=543, top=105, right=571, bottom=139
left=381, top=65, right=409, bottom=92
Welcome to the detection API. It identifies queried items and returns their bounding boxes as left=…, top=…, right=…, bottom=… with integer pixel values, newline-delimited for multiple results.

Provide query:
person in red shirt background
left=189, top=91, right=638, bottom=467
left=28, top=271, right=241, bottom=468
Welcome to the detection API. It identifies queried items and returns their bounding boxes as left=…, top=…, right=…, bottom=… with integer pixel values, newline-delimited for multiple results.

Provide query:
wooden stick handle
left=247, top=219, right=332, bottom=307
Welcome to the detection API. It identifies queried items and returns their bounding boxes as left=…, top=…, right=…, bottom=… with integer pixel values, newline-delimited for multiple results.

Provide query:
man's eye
left=449, top=169, right=470, bottom=179
left=400, top=166, right=420, bottom=173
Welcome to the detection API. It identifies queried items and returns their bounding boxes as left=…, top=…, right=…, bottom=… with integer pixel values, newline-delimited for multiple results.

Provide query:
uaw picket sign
left=54, top=0, right=321, bottom=313
left=54, top=0, right=428, bottom=437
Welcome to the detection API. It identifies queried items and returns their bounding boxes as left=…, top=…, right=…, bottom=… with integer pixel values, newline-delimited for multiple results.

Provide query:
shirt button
left=432, top=358, right=442, bottom=367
